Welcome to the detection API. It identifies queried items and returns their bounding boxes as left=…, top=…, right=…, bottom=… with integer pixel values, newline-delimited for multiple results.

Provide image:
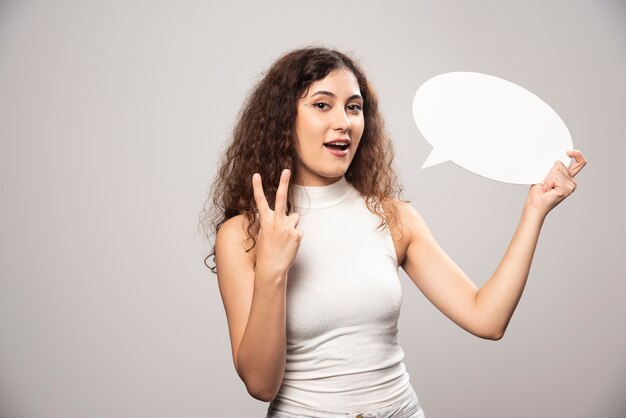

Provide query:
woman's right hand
left=252, top=169, right=303, bottom=279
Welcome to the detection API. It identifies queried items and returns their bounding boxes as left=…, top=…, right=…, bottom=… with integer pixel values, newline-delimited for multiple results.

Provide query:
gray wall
left=1, top=0, right=624, bottom=417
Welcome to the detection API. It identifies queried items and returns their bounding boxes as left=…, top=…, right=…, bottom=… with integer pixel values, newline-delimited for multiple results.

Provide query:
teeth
left=328, top=142, right=348, bottom=146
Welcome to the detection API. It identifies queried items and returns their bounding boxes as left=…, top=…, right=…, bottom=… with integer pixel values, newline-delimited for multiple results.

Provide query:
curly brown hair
left=199, top=46, right=405, bottom=273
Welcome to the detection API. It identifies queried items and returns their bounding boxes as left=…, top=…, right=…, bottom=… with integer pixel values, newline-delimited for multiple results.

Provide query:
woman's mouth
left=323, top=141, right=350, bottom=157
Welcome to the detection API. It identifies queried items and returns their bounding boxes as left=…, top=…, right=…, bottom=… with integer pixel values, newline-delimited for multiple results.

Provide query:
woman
left=201, top=46, right=586, bottom=417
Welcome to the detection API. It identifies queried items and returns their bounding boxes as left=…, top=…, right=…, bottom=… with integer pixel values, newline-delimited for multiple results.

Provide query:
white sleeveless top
left=271, top=176, right=416, bottom=411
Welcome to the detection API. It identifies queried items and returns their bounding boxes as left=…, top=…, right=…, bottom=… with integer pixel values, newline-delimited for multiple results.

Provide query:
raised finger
left=274, top=169, right=291, bottom=215
left=566, top=149, right=587, bottom=177
left=252, top=173, right=270, bottom=214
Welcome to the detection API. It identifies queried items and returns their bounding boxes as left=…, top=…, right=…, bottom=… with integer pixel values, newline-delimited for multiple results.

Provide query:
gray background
left=1, top=0, right=624, bottom=417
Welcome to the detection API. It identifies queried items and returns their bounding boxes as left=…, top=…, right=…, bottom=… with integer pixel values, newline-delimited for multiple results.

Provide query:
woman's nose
left=332, top=108, right=350, bottom=131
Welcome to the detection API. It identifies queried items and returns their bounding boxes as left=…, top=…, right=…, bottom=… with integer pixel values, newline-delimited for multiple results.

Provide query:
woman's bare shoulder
left=218, top=213, right=259, bottom=236
left=384, top=198, right=432, bottom=241
left=383, top=198, right=418, bottom=231
left=391, top=196, right=429, bottom=217
left=218, top=214, right=247, bottom=236
left=216, top=214, right=258, bottom=260
left=383, top=198, right=434, bottom=266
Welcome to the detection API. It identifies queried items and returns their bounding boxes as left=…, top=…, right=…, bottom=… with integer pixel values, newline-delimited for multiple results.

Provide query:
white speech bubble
left=413, top=72, right=573, bottom=184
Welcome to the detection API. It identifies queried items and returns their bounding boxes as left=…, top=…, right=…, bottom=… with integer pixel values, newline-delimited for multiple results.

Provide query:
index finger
left=274, top=169, right=291, bottom=215
left=566, top=149, right=587, bottom=177
left=252, top=173, right=270, bottom=214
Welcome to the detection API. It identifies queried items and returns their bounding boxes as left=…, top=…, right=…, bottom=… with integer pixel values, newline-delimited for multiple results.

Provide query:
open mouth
left=323, top=142, right=350, bottom=151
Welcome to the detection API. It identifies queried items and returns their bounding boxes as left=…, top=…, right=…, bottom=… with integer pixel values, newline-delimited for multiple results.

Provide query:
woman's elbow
left=245, top=382, right=277, bottom=402
left=235, top=359, right=281, bottom=402
left=469, top=323, right=506, bottom=340
left=238, top=368, right=279, bottom=402
left=479, top=326, right=505, bottom=341
left=484, top=330, right=505, bottom=341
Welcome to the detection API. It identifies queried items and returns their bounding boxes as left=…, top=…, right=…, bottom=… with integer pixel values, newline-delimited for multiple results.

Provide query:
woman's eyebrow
left=310, top=90, right=363, bottom=101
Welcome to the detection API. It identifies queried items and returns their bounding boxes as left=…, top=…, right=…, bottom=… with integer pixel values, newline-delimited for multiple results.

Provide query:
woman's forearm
left=474, top=204, right=546, bottom=339
left=236, top=271, right=287, bottom=402
left=474, top=151, right=586, bottom=339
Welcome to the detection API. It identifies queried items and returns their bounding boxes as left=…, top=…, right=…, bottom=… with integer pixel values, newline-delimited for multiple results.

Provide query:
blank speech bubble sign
left=413, top=72, right=573, bottom=184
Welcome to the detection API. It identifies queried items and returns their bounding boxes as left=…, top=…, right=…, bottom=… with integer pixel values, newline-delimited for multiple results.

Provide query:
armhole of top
left=381, top=199, right=400, bottom=269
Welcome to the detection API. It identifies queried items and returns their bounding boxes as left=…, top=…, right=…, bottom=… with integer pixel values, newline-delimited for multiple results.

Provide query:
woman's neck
left=292, top=176, right=352, bottom=209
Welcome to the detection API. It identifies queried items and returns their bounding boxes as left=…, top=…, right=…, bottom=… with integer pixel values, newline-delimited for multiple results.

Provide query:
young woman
left=201, top=47, right=586, bottom=418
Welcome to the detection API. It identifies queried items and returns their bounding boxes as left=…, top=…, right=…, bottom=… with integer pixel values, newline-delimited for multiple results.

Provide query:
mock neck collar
left=292, top=176, right=352, bottom=209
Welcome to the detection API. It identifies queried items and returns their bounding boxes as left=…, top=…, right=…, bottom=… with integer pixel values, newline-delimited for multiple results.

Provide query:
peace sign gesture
left=252, top=169, right=303, bottom=280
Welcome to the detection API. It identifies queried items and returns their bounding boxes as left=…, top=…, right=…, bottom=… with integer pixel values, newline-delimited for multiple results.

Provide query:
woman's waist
left=273, top=362, right=413, bottom=412
left=285, top=337, right=405, bottom=377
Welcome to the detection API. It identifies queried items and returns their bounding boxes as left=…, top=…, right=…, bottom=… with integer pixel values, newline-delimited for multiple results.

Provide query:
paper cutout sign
left=412, top=72, right=573, bottom=184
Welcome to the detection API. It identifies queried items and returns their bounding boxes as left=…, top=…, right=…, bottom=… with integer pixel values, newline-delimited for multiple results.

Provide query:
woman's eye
left=314, top=102, right=330, bottom=110
left=347, top=103, right=362, bottom=112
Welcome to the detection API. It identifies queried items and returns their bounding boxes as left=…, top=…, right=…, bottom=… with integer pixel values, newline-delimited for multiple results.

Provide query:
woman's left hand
left=525, top=149, right=587, bottom=217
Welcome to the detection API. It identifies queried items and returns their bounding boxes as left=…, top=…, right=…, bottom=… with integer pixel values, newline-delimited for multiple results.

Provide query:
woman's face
left=293, top=68, right=365, bottom=186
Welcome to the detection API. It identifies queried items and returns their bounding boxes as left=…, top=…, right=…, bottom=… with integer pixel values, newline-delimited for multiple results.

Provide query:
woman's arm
left=216, top=169, right=302, bottom=401
left=400, top=150, right=587, bottom=339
